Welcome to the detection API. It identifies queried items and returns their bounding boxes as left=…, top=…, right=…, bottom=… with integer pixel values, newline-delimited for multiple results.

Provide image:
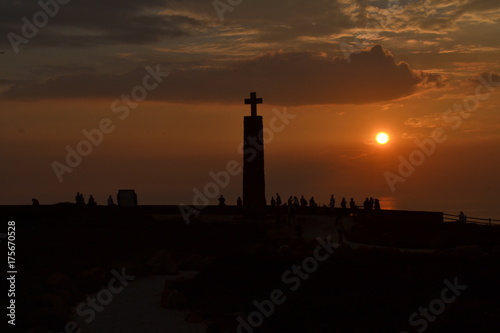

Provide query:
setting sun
left=376, top=132, right=390, bottom=145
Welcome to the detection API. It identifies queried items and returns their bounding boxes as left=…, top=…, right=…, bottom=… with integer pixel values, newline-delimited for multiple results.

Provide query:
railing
left=443, top=213, right=500, bottom=226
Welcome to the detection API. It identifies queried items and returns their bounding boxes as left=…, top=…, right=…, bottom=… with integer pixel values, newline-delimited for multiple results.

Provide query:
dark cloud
left=0, top=79, right=23, bottom=85
left=416, top=0, right=500, bottom=31
left=0, top=0, right=202, bottom=49
left=419, top=72, right=444, bottom=88
left=1, top=45, right=440, bottom=105
left=2, top=67, right=150, bottom=100
left=470, top=72, right=500, bottom=87
left=83, top=0, right=354, bottom=46
left=30, top=64, right=96, bottom=76
left=458, top=0, right=500, bottom=14
left=0, top=0, right=357, bottom=51
left=2, top=0, right=499, bottom=52
left=221, top=0, right=352, bottom=41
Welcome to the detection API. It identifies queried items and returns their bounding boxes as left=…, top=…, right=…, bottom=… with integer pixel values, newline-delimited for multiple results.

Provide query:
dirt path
left=75, top=273, right=206, bottom=333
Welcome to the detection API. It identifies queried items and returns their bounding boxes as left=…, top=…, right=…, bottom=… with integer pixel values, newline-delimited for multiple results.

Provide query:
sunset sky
left=1, top=0, right=499, bottom=217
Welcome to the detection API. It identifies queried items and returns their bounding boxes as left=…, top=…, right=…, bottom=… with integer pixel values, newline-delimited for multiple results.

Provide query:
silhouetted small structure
left=32, top=198, right=39, bottom=206
left=117, top=189, right=138, bottom=207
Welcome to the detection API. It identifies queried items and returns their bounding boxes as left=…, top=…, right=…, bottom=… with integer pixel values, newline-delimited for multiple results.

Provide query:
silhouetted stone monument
left=243, top=92, right=266, bottom=218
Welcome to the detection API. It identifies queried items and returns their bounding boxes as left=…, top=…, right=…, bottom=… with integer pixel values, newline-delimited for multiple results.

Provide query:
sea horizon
left=3, top=196, right=498, bottom=220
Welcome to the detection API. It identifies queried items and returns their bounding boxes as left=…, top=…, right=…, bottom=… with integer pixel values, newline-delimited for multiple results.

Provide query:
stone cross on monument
left=245, top=92, right=263, bottom=117
left=242, top=92, right=266, bottom=218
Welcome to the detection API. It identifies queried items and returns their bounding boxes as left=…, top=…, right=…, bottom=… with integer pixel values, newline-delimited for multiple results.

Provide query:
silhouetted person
left=374, top=198, right=381, bottom=211
left=218, top=195, right=226, bottom=207
left=237, top=197, right=243, bottom=207
left=87, top=195, right=96, bottom=206
left=107, top=195, right=115, bottom=206
left=271, top=197, right=276, bottom=207
left=288, top=196, right=293, bottom=206
left=458, top=211, right=466, bottom=223
left=276, top=193, right=282, bottom=206
left=32, top=198, right=39, bottom=206
left=349, top=198, right=357, bottom=213
left=341, top=197, right=347, bottom=215
left=363, top=198, right=369, bottom=211
left=300, top=195, right=307, bottom=207
left=309, top=196, right=317, bottom=207
left=369, top=197, right=374, bottom=211
left=329, top=195, right=335, bottom=209
left=75, top=192, right=85, bottom=205
left=293, top=196, right=299, bottom=207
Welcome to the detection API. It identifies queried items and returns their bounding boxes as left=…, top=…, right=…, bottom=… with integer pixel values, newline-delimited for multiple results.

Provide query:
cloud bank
left=2, top=45, right=441, bottom=105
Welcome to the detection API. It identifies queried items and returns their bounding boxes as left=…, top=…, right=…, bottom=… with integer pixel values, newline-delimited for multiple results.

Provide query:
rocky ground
left=12, top=211, right=500, bottom=333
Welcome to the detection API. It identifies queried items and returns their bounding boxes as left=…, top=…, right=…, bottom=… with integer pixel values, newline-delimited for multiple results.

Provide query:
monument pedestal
left=243, top=115, right=266, bottom=218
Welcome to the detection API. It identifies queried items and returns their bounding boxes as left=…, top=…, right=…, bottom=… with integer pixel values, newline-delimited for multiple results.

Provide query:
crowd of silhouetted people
left=70, top=191, right=381, bottom=214
left=75, top=192, right=97, bottom=206
left=74, top=192, right=117, bottom=206
left=267, top=193, right=381, bottom=213
left=216, top=193, right=383, bottom=216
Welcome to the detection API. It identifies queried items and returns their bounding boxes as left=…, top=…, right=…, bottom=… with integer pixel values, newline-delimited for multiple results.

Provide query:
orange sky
left=1, top=0, right=499, bottom=217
